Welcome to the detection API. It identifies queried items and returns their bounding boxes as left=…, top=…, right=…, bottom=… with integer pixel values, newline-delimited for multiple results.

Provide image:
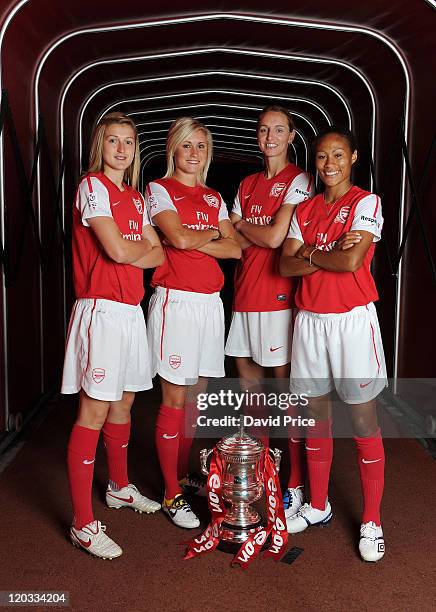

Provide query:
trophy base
left=219, top=520, right=263, bottom=544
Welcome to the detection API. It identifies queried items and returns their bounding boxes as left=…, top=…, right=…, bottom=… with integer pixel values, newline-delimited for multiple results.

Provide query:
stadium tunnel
left=1, top=0, right=435, bottom=437
left=0, top=2, right=436, bottom=608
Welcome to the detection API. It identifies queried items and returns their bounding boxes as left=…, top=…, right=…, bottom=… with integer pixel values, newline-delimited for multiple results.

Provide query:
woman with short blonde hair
left=145, top=117, right=241, bottom=529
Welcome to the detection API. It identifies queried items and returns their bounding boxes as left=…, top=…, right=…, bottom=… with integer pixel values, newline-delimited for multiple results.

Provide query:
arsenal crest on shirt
left=132, top=197, right=143, bottom=215
left=334, top=205, right=351, bottom=224
left=270, top=182, right=286, bottom=197
left=203, top=193, right=220, bottom=209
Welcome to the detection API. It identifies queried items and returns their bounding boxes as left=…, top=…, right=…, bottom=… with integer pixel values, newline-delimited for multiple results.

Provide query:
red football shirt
left=287, top=186, right=383, bottom=313
left=146, top=177, right=229, bottom=294
left=232, top=164, right=314, bottom=312
left=72, top=172, right=148, bottom=305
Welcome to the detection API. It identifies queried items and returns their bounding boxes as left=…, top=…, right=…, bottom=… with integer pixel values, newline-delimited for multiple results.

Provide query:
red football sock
left=287, top=438, right=307, bottom=489
left=67, top=424, right=100, bottom=529
left=305, top=418, right=333, bottom=510
left=102, top=420, right=131, bottom=489
left=155, top=404, right=184, bottom=499
left=177, top=402, right=198, bottom=480
left=355, top=428, right=385, bottom=525
left=286, top=403, right=306, bottom=489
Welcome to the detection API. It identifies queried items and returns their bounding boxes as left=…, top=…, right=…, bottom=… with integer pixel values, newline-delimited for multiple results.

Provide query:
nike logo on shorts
left=163, top=433, right=178, bottom=439
left=112, top=201, right=121, bottom=206
left=269, top=346, right=283, bottom=352
left=305, top=445, right=321, bottom=451
left=83, top=459, right=95, bottom=465
left=362, top=458, right=381, bottom=464
left=303, top=220, right=312, bottom=226
left=174, top=196, right=185, bottom=201
left=360, top=381, right=372, bottom=388
left=244, top=194, right=251, bottom=199
left=121, top=443, right=129, bottom=448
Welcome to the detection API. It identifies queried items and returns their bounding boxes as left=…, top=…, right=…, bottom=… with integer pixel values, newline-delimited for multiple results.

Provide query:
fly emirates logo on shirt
left=245, top=204, right=272, bottom=226
left=315, top=232, right=337, bottom=252
left=122, top=219, right=141, bottom=241
left=183, top=210, right=217, bottom=231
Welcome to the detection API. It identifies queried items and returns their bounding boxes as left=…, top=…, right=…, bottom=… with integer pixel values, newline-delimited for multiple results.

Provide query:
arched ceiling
left=0, top=1, right=434, bottom=426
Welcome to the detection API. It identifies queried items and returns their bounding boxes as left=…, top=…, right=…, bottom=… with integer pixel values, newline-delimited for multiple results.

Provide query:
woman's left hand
left=335, top=231, right=362, bottom=251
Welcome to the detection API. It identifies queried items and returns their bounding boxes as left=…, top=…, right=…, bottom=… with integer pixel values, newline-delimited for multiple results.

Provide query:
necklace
left=324, top=184, right=353, bottom=205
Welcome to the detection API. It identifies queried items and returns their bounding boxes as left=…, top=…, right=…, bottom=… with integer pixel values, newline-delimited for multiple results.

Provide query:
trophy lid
left=216, top=431, right=264, bottom=461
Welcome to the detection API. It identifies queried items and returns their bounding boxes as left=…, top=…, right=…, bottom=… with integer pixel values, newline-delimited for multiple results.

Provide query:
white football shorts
left=225, top=309, right=293, bottom=367
left=290, top=302, right=387, bottom=404
left=61, top=298, right=152, bottom=401
left=147, top=286, right=225, bottom=385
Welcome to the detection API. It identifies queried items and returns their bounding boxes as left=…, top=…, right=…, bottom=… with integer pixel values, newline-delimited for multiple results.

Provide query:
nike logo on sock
left=290, top=438, right=301, bottom=443
left=121, top=443, right=129, bottom=448
left=362, top=458, right=382, bottom=464
left=83, top=459, right=95, bottom=465
left=305, top=445, right=321, bottom=451
left=163, top=433, right=178, bottom=439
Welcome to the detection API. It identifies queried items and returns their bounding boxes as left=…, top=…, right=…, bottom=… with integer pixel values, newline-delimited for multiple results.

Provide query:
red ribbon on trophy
left=184, top=448, right=288, bottom=567
left=184, top=451, right=226, bottom=560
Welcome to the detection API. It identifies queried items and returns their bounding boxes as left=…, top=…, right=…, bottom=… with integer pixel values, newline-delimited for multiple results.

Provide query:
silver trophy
left=200, top=429, right=281, bottom=544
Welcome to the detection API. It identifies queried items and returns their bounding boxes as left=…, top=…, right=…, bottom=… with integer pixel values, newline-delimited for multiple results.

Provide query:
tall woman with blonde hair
left=146, top=117, right=241, bottom=529
left=62, top=112, right=164, bottom=559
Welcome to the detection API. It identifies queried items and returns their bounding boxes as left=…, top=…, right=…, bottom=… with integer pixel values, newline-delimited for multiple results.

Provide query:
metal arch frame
left=0, top=9, right=412, bottom=403
left=79, top=68, right=343, bottom=144
left=59, top=49, right=353, bottom=141
left=84, top=81, right=332, bottom=158
left=0, top=0, right=30, bottom=425
left=100, top=95, right=318, bottom=134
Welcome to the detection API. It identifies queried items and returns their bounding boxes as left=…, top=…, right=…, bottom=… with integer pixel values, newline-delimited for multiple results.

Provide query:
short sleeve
left=282, top=172, right=315, bottom=206
left=77, top=176, right=113, bottom=227
left=218, top=194, right=230, bottom=222
left=350, top=194, right=383, bottom=242
left=286, top=210, right=304, bottom=242
left=145, top=182, right=177, bottom=225
left=138, top=193, right=150, bottom=227
left=231, top=186, right=242, bottom=217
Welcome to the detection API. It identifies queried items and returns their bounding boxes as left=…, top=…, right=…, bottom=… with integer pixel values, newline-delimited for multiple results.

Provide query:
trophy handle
left=268, top=447, right=282, bottom=472
left=200, top=447, right=214, bottom=475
